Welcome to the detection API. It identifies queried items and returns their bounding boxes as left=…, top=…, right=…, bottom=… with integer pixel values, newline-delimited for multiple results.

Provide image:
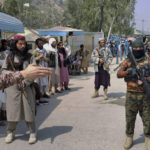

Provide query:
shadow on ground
left=0, top=97, right=62, bottom=138
left=58, top=86, right=83, bottom=97
left=108, top=92, right=126, bottom=106
left=134, top=134, right=145, bottom=145
left=38, top=126, right=73, bottom=143
left=15, top=126, right=73, bottom=143
left=108, top=92, right=125, bottom=99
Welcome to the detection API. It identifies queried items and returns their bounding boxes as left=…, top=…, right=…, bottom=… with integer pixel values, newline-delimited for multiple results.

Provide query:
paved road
left=0, top=62, right=146, bottom=150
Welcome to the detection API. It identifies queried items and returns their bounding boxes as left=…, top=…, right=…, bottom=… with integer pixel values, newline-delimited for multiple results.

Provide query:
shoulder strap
left=8, top=57, right=16, bottom=71
left=95, top=47, right=101, bottom=56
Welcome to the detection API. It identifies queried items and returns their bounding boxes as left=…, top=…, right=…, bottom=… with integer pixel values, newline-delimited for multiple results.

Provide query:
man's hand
left=39, top=54, right=44, bottom=59
left=121, top=61, right=129, bottom=68
left=104, top=63, right=109, bottom=69
left=137, top=80, right=143, bottom=85
left=20, top=64, right=50, bottom=79
left=99, top=58, right=104, bottom=64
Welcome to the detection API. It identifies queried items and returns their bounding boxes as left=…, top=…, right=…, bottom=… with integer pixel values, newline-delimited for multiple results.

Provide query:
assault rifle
left=113, top=55, right=128, bottom=72
left=113, top=63, right=121, bottom=72
left=127, top=49, right=150, bottom=98
left=97, top=47, right=110, bottom=70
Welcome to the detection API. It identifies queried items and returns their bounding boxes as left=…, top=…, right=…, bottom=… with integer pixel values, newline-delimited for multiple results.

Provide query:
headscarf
left=14, top=35, right=25, bottom=41
left=44, top=38, right=57, bottom=53
left=49, top=38, right=56, bottom=45
left=58, top=42, right=67, bottom=59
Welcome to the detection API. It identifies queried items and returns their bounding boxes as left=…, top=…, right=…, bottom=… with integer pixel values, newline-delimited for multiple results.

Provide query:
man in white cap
left=44, top=38, right=61, bottom=94
left=92, top=38, right=113, bottom=100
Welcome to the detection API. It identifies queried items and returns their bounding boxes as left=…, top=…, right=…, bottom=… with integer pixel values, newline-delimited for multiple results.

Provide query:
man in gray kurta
left=92, top=38, right=113, bottom=100
left=34, top=38, right=49, bottom=98
left=2, top=35, right=37, bottom=144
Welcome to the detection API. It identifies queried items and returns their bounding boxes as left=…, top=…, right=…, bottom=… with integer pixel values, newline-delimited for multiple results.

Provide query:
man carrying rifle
left=92, top=38, right=113, bottom=100
left=117, top=40, right=150, bottom=150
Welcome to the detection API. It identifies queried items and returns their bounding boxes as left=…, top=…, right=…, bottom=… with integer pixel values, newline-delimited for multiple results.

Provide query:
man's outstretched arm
left=0, top=64, right=50, bottom=90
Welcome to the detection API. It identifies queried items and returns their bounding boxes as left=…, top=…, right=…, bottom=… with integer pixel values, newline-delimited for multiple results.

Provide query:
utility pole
left=142, top=19, right=144, bottom=35
left=98, top=0, right=104, bottom=32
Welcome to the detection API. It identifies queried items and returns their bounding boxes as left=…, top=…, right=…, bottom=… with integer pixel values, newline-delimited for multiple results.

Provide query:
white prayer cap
left=98, top=37, right=105, bottom=42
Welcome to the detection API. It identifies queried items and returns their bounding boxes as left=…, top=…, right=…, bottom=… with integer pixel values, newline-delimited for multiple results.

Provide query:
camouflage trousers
left=126, top=92, right=150, bottom=137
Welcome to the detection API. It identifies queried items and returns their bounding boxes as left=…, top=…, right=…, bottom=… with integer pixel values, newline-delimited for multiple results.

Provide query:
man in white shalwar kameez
left=44, top=38, right=60, bottom=94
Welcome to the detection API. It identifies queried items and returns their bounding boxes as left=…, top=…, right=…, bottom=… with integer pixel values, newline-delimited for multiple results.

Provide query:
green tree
left=62, top=0, right=82, bottom=29
left=105, top=0, right=136, bottom=40
left=2, top=0, right=19, bottom=16
left=2, top=0, right=48, bottom=29
left=64, top=0, right=136, bottom=36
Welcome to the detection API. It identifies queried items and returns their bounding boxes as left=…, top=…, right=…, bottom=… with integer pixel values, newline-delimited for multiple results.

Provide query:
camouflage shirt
left=0, top=71, right=24, bottom=90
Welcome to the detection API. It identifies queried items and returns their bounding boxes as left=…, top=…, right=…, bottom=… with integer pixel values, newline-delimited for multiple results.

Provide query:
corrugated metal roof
left=38, top=26, right=84, bottom=37
left=0, top=12, right=24, bottom=33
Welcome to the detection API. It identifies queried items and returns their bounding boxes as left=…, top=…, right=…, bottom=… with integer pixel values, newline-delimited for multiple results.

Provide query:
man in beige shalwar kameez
left=2, top=35, right=37, bottom=144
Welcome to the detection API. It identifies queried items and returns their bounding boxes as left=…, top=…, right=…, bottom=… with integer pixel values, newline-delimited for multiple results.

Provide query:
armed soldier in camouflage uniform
left=117, top=40, right=150, bottom=150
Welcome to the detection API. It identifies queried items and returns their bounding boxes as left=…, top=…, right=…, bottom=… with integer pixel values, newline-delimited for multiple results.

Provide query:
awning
left=38, top=30, right=68, bottom=37
left=38, top=26, right=84, bottom=37
left=0, top=12, right=24, bottom=33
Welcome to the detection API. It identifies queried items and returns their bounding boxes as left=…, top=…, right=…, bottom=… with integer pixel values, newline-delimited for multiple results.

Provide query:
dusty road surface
left=0, top=61, right=145, bottom=150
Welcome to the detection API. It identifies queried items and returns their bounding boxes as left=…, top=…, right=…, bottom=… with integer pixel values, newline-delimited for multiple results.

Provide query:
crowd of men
left=0, top=35, right=90, bottom=144
left=1, top=34, right=150, bottom=149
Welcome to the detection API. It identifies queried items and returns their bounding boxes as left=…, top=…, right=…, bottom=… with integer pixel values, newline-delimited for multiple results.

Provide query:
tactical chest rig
left=125, top=57, right=150, bottom=87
